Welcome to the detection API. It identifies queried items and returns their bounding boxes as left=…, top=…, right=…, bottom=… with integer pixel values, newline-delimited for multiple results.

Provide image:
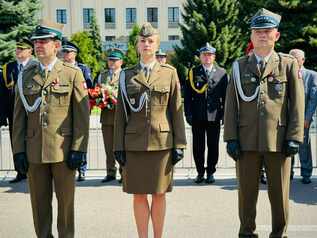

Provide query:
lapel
left=262, top=51, right=279, bottom=79
left=247, top=53, right=261, bottom=78
left=31, top=63, right=45, bottom=87
left=131, top=64, right=150, bottom=88
left=147, top=62, right=160, bottom=86
left=43, top=59, right=63, bottom=88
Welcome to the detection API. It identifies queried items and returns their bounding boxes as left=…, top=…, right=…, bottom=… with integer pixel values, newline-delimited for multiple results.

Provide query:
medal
left=251, top=77, right=257, bottom=83
left=130, top=98, right=135, bottom=105
left=268, top=76, right=274, bottom=82
left=275, top=84, right=283, bottom=92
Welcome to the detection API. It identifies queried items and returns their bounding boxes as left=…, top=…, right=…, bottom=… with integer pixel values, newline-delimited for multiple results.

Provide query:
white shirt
left=140, top=60, right=156, bottom=72
left=40, top=57, right=58, bottom=72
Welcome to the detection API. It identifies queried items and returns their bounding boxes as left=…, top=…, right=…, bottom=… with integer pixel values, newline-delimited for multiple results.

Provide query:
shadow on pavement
left=289, top=178, right=317, bottom=205
left=0, top=179, right=29, bottom=193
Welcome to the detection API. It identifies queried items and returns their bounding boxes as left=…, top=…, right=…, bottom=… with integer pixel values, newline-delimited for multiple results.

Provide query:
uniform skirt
left=122, top=150, right=173, bottom=194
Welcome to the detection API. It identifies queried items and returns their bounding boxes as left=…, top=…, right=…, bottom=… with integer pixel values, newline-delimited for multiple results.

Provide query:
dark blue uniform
left=76, top=62, right=92, bottom=176
left=184, top=64, right=228, bottom=180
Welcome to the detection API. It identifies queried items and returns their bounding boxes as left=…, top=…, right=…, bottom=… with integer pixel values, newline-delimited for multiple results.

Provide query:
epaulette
left=160, top=63, right=175, bottom=70
left=278, top=52, right=295, bottom=59
left=63, top=62, right=80, bottom=70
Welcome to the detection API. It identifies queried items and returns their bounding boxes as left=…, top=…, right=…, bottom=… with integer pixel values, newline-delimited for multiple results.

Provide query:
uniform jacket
left=12, top=59, right=90, bottom=163
left=0, top=61, right=20, bottom=124
left=94, top=70, right=119, bottom=126
left=114, top=62, right=187, bottom=151
left=184, top=64, right=228, bottom=122
left=301, top=67, right=317, bottom=122
left=224, top=51, right=305, bottom=152
left=77, top=62, right=93, bottom=89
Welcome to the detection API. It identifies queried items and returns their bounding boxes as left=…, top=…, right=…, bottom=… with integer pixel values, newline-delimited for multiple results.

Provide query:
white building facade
left=40, top=0, right=186, bottom=50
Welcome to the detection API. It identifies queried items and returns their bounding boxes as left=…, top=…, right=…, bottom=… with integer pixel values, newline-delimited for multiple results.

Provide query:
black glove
left=13, top=153, right=28, bottom=174
left=226, top=140, right=241, bottom=161
left=66, top=151, right=87, bottom=170
left=172, top=148, right=184, bottom=165
left=285, top=140, right=300, bottom=157
left=186, top=116, right=192, bottom=126
left=114, top=151, right=126, bottom=167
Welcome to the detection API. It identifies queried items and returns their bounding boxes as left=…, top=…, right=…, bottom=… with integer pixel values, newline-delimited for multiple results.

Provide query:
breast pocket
left=151, top=85, right=170, bottom=105
left=50, top=85, right=71, bottom=106
left=268, top=76, right=287, bottom=99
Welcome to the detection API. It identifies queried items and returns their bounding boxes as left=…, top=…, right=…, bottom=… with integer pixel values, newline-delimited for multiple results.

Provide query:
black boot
left=9, top=173, right=27, bottom=183
left=77, top=172, right=86, bottom=182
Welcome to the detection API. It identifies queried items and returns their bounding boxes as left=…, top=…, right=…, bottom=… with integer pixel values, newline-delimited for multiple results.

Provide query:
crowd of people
left=0, top=6, right=316, bottom=238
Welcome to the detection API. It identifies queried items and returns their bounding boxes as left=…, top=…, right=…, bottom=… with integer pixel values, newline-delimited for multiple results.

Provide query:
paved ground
left=0, top=169, right=316, bottom=238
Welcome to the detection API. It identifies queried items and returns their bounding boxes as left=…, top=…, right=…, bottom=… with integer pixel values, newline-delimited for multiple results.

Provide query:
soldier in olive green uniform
left=224, top=9, right=304, bottom=238
left=113, top=23, right=186, bottom=238
left=96, top=48, right=124, bottom=183
left=12, top=20, right=89, bottom=238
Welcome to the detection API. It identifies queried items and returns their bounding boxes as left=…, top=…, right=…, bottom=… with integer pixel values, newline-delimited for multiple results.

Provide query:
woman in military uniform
left=113, top=23, right=186, bottom=238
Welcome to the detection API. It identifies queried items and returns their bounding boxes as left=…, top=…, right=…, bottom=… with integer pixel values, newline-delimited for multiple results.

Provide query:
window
left=105, top=36, right=115, bottom=41
left=105, top=8, right=116, bottom=29
left=105, top=8, right=115, bottom=23
left=56, top=9, right=67, bottom=24
left=83, top=8, right=94, bottom=28
left=126, top=8, right=136, bottom=29
left=147, top=8, right=158, bottom=27
left=168, top=7, right=179, bottom=28
left=168, top=35, right=180, bottom=41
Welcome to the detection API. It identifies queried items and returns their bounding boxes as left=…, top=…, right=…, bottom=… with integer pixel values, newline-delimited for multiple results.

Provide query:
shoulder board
left=160, top=63, right=175, bottom=70
left=63, top=62, right=80, bottom=70
left=278, top=52, right=295, bottom=59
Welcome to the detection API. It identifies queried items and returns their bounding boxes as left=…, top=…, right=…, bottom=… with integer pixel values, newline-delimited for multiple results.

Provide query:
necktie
left=18, top=64, right=23, bottom=73
left=143, top=67, right=149, bottom=81
left=259, top=60, right=265, bottom=73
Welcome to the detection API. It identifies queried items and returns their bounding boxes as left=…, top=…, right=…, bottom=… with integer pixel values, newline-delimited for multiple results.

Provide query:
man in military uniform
left=184, top=43, right=228, bottom=184
left=96, top=48, right=124, bottom=183
left=155, top=48, right=167, bottom=64
left=224, top=9, right=304, bottom=237
left=62, top=40, right=93, bottom=181
left=1, top=38, right=34, bottom=183
left=12, top=20, right=89, bottom=238
left=289, top=49, right=317, bottom=184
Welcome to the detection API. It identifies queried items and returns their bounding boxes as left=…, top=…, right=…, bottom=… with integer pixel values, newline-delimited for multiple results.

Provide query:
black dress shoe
left=302, top=177, right=311, bottom=184
left=77, top=173, right=86, bottom=182
left=206, top=174, right=215, bottom=184
left=260, top=174, right=267, bottom=185
left=101, top=175, right=116, bottom=183
left=9, top=173, right=27, bottom=184
left=118, top=177, right=122, bottom=184
left=194, top=175, right=204, bottom=184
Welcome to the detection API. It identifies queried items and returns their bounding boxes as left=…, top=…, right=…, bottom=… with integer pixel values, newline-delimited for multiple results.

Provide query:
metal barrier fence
left=1, top=115, right=316, bottom=171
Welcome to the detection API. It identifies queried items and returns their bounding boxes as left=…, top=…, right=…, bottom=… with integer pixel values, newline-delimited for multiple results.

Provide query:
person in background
left=1, top=38, right=34, bottom=183
left=95, top=48, right=124, bottom=183
left=289, top=48, right=317, bottom=184
left=62, top=40, right=93, bottom=181
left=184, top=42, right=228, bottom=184
left=113, top=22, right=186, bottom=238
left=155, top=48, right=167, bottom=64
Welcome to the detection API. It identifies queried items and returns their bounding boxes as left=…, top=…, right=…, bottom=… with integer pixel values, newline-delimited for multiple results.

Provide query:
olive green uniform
left=224, top=52, right=304, bottom=237
left=13, top=59, right=90, bottom=238
left=114, top=62, right=187, bottom=193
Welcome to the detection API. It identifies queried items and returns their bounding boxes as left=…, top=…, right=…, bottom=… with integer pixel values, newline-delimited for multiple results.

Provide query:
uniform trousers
left=102, top=124, right=117, bottom=177
left=192, top=120, right=220, bottom=176
left=298, top=127, right=313, bottom=178
left=28, top=162, right=75, bottom=238
left=237, top=151, right=291, bottom=238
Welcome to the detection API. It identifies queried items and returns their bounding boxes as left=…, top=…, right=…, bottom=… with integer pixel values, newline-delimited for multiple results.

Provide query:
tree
left=70, top=31, right=100, bottom=78
left=173, top=0, right=243, bottom=84
left=125, top=24, right=140, bottom=67
left=0, top=0, right=40, bottom=65
left=88, top=11, right=103, bottom=72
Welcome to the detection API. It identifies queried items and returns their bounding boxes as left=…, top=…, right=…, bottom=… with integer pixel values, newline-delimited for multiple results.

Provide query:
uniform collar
left=17, top=57, right=31, bottom=67
left=254, top=51, right=273, bottom=64
left=202, top=64, right=214, bottom=72
left=40, top=57, right=58, bottom=71
left=140, top=60, right=156, bottom=71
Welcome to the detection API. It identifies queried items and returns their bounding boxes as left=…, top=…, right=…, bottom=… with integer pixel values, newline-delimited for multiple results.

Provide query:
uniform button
left=43, top=90, right=47, bottom=96
left=43, top=122, right=48, bottom=127
left=260, top=80, right=264, bottom=84
left=261, top=101, right=265, bottom=105
left=260, top=112, right=264, bottom=116
left=260, top=91, right=264, bottom=94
